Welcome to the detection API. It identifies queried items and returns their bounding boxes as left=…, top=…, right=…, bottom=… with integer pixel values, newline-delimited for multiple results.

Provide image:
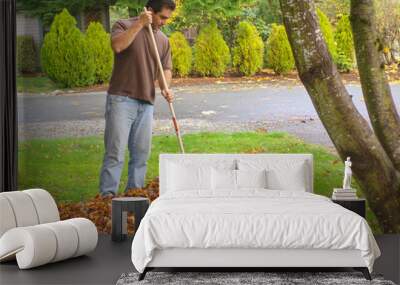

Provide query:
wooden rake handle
left=144, top=7, right=185, bottom=153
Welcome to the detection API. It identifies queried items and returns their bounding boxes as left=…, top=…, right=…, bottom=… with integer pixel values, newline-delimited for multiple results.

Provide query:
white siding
left=16, top=13, right=42, bottom=45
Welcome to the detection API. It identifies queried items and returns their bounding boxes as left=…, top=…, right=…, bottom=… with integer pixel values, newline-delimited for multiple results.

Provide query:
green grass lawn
left=17, top=75, right=61, bottom=93
left=18, top=131, right=381, bottom=233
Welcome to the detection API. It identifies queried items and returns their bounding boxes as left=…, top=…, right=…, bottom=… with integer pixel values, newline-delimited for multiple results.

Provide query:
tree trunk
left=350, top=0, right=400, bottom=171
left=391, top=49, right=399, bottom=64
left=279, top=0, right=400, bottom=233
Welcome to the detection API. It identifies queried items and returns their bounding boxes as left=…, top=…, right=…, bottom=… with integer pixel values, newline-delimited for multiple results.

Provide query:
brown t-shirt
left=108, top=18, right=172, bottom=104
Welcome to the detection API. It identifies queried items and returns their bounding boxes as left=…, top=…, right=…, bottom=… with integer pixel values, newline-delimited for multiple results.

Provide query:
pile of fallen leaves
left=58, top=178, right=160, bottom=235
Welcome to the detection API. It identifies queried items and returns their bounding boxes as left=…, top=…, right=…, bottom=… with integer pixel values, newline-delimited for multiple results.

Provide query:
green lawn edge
left=17, top=75, right=61, bottom=94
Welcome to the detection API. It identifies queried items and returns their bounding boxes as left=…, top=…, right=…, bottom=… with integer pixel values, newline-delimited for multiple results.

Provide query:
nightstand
left=332, top=198, right=366, bottom=218
left=111, top=197, right=149, bottom=242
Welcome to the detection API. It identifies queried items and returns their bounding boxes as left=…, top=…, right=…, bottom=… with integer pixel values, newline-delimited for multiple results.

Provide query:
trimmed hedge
left=41, top=9, right=95, bottom=88
left=317, top=8, right=337, bottom=62
left=334, top=14, right=355, bottom=71
left=86, top=22, right=113, bottom=83
left=170, top=31, right=192, bottom=77
left=17, top=35, right=37, bottom=74
left=265, top=24, right=295, bottom=74
left=232, top=21, right=264, bottom=76
left=193, top=22, right=230, bottom=77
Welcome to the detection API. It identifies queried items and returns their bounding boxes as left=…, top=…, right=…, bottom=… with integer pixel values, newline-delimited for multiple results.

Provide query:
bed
left=131, top=154, right=380, bottom=281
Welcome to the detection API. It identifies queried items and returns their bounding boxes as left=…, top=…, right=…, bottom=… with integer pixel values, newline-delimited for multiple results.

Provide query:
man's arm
left=159, top=69, right=174, bottom=102
left=158, top=69, right=172, bottom=90
left=111, top=11, right=152, bottom=54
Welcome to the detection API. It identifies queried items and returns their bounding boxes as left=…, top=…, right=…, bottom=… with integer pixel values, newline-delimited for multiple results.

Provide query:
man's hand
left=139, top=10, right=152, bottom=27
left=161, top=89, right=174, bottom=103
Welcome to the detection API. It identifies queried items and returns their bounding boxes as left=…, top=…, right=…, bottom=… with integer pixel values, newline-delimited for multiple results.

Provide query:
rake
left=144, top=7, right=185, bottom=153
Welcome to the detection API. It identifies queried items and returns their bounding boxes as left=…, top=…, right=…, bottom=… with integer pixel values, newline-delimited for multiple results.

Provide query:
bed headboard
left=159, top=153, right=314, bottom=195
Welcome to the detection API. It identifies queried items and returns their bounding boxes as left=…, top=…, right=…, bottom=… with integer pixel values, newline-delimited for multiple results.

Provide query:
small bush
left=336, top=51, right=353, bottom=72
left=41, top=9, right=95, bottom=88
left=265, top=24, right=295, bottom=74
left=193, top=22, right=230, bottom=77
left=232, top=21, right=264, bottom=76
left=86, top=22, right=113, bottom=83
left=169, top=31, right=192, bottom=77
left=240, top=7, right=270, bottom=42
left=263, top=24, right=275, bottom=68
left=334, top=14, right=355, bottom=71
left=16, top=35, right=37, bottom=74
left=263, top=41, right=270, bottom=68
left=317, top=8, right=338, bottom=62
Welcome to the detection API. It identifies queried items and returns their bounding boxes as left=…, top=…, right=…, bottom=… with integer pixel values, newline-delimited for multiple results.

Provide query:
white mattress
left=131, top=190, right=380, bottom=273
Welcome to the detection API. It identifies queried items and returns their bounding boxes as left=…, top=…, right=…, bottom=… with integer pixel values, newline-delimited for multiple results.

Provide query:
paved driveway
left=17, top=83, right=400, bottom=146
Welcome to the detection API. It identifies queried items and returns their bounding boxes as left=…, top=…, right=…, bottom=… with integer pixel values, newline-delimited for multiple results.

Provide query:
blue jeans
left=99, top=94, right=153, bottom=195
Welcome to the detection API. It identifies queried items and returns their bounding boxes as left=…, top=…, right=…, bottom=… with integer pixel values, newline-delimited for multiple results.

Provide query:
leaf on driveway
left=201, top=110, right=216, bottom=116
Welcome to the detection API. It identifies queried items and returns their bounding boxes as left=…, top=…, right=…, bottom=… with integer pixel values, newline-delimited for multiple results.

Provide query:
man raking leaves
left=99, top=0, right=182, bottom=197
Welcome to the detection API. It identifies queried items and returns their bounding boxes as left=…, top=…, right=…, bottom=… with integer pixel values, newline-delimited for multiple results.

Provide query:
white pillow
left=167, top=162, right=212, bottom=192
left=266, top=161, right=307, bottom=191
left=211, top=168, right=237, bottom=191
left=236, top=169, right=268, bottom=189
left=238, top=159, right=307, bottom=191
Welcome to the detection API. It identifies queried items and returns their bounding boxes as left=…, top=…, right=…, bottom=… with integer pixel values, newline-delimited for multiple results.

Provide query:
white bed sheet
left=131, top=190, right=380, bottom=273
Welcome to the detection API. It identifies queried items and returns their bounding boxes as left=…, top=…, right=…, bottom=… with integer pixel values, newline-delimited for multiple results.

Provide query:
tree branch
left=350, top=0, right=400, bottom=170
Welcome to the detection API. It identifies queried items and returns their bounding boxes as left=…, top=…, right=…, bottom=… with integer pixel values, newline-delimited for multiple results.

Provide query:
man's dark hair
left=146, top=0, right=176, bottom=13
